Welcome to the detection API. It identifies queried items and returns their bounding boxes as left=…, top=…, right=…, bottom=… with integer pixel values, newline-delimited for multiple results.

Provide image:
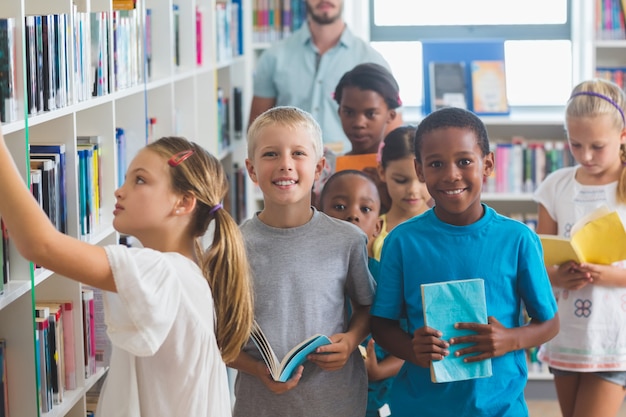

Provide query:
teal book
left=250, top=321, right=331, bottom=382
left=421, top=278, right=492, bottom=383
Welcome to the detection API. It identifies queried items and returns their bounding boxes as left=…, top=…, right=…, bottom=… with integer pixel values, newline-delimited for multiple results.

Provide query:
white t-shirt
left=534, top=166, right=626, bottom=372
left=96, top=245, right=231, bottom=416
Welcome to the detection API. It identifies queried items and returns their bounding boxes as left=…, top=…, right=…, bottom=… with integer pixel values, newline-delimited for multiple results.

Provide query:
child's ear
left=314, top=156, right=326, bottom=181
left=386, top=109, right=398, bottom=125
left=483, top=151, right=495, bottom=178
left=415, top=159, right=425, bottom=182
left=245, top=158, right=258, bottom=184
left=376, top=163, right=386, bottom=183
left=174, top=193, right=197, bottom=216
left=372, top=217, right=383, bottom=238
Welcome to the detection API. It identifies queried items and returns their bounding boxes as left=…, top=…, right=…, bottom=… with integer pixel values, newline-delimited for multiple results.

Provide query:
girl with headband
left=534, top=78, right=626, bottom=417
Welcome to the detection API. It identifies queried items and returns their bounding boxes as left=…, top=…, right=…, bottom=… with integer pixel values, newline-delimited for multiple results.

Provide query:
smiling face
left=245, top=124, right=324, bottom=210
left=416, top=127, right=494, bottom=226
left=566, top=114, right=626, bottom=183
left=338, top=86, right=396, bottom=154
left=113, top=148, right=180, bottom=239
left=321, top=172, right=381, bottom=241
left=379, top=156, right=430, bottom=218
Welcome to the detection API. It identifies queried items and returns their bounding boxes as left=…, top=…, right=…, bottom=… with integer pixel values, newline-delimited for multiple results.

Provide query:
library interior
left=0, top=0, right=625, bottom=416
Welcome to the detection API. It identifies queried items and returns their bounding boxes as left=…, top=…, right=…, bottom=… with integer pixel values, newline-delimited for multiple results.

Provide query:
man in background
left=248, top=0, right=396, bottom=153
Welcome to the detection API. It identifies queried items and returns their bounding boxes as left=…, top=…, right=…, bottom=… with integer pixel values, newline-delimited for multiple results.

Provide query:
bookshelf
left=0, top=0, right=253, bottom=416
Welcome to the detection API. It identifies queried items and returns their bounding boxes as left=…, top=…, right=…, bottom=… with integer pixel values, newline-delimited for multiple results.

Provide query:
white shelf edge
left=41, top=366, right=109, bottom=417
left=0, top=281, right=32, bottom=310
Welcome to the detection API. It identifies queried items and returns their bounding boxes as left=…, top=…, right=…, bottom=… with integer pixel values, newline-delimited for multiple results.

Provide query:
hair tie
left=396, top=94, right=403, bottom=107
left=209, top=203, right=223, bottom=215
left=168, top=149, right=195, bottom=167
left=570, top=91, right=625, bottom=126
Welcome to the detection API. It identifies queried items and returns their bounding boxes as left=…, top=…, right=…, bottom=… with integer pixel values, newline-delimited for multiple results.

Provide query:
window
left=369, top=0, right=572, bottom=108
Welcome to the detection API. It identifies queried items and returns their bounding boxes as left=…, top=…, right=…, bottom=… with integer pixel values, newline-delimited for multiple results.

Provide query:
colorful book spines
left=253, top=0, right=305, bottom=43
left=596, top=0, right=626, bottom=40
left=486, top=139, right=575, bottom=194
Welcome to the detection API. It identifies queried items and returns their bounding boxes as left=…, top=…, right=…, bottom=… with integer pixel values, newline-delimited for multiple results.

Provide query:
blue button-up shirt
left=253, top=23, right=390, bottom=153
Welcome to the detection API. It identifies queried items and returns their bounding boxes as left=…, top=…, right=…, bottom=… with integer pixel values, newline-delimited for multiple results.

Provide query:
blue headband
left=569, top=91, right=625, bottom=126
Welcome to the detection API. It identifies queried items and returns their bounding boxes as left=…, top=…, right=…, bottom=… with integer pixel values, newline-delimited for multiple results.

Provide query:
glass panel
left=373, top=0, right=567, bottom=26
left=371, top=40, right=572, bottom=108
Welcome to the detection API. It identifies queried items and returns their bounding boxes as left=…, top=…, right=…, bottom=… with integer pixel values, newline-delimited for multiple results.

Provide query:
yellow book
left=539, top=206, right=626, bottom=266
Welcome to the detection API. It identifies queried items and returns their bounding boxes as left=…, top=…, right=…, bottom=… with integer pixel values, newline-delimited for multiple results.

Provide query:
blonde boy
left=230, top=106, right=375, bottom=416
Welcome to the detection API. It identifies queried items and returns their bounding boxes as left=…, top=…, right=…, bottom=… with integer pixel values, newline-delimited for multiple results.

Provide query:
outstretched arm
left=450, top=314, right=559, bottom=363
left=0, top=130, right=115, bottom=291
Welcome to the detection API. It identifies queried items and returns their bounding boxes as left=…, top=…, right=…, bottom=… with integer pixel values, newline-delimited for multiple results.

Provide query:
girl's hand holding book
left=258, top=362, right=303, bottom=395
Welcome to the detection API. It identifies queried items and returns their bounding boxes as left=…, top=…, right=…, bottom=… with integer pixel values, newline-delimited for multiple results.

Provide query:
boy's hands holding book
left=449, top=316, right=513, bottom=362
left=307, top=332, right=356, bottom=371
left=256, top=362, right=304, bottom=394
left=410, top=326, right=450, bottom=368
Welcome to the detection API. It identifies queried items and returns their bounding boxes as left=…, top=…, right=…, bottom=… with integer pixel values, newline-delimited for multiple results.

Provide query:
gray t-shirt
left=234, top=209, right=375, bottom=417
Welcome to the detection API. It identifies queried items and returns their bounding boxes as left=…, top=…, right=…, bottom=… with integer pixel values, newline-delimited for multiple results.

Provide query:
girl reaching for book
left=0, top=130, right=254, bottom=416
left=371, top=125, right=431, bottom=261
left=534, top=78, right=626, bottom=417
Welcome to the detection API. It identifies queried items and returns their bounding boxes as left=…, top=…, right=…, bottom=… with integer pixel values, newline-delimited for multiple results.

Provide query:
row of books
left=24, top=13, right=73, bottom=116
left=217, top=86, right=244, bottom=155
left=224, top=164, right=248, bottom=225
left=596, top=67, right=626, bottom=91
left=215, top=1, right=242, bottom=63
left=595, top=0, right=626, bottom=40
left=485, top=140, right=576, bottom=195
left=27, top=133, right=128, bottom=242
left=252, top=0, right=306, bottom=43
left=33, top=288, right=109, bottom=415
left=0, top=18, right=18, bottom=123
left=111, top=8, right=144, bottom=91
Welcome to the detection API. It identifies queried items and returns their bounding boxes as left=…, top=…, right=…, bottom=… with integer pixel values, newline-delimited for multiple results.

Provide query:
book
left=429, top=61, right=468, bottom=111
left=82, top=289, right=96, bottom=378
left=0, top=339, right=8, bottom=417
left=250, top=321, right=332, bottom=382
left=421, top=278, right=492, bottom=383
left=29, top=144, right=67, bottom=234
left=470, top=60, right=509, bottom=114
left=539, top=205, right=626, bottom=266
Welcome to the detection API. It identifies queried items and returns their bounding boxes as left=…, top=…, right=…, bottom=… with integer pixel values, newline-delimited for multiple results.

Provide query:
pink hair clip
left=168, top=149, right=195, bottom=167
left=396, top=94, right=403, bottom=106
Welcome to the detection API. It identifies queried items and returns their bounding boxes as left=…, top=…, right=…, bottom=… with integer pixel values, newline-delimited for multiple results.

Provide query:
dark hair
left=319, top=169, right=380, bottom=209
left=414, top=107, right=489, bottom=162
left=333, top=63, right=401, bottom=110
left=380, top=125, right=417, bottom=168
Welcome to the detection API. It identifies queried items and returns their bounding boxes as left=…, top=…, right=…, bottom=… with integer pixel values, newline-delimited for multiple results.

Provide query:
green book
left=421, top=278, right=492, bottom=383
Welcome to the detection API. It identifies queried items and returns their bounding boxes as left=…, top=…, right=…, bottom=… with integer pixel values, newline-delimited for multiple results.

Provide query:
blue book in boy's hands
left=250, top=321, right=332, bottom=382
left=421, top=278, right=493, bottom=383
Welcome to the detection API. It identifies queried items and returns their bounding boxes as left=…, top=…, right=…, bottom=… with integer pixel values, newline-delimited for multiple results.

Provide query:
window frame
left=368, top=1, right=572, bottom=42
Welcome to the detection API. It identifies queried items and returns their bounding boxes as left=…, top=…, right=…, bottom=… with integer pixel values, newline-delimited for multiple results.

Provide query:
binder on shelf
left=422, top=39, right=506, bottom=115
left=470, top=60, right=509, bottom=115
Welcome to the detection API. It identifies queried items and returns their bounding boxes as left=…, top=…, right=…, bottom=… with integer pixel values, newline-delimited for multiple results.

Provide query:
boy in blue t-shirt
left=370, top=107, right=559, bottom=417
